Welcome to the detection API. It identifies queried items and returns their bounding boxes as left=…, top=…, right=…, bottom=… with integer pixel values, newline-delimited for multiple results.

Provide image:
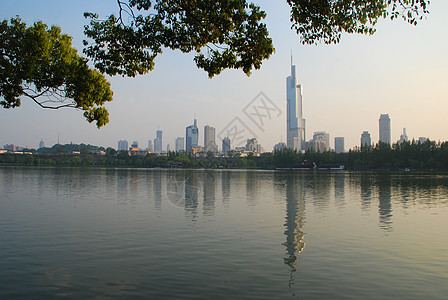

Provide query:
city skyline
left=1, top=1, right=447, bottom=151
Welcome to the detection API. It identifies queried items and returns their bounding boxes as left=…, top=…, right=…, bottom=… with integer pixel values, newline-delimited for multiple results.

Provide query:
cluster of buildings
left=1, top=58, right=430, bottom=156
left=118, top=118, right=265, bottom=157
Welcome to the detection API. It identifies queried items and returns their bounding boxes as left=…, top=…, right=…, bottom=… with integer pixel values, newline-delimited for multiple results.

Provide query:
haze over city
left=1, top=0, right=447, bottom=151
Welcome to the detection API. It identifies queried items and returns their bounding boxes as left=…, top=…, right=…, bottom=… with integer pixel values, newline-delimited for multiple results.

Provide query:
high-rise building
left=147, top=140, right=153, bottom=151
left=175, top=137, right=184, bottom=152
left=222, top=137, right=231, bottom=153
left=166, top=144, right=171, bottom=152
left=398, top=128, right=408, bottom=144
left=286, top=56, right=306, bottom=151
left=312, top=131, right=330, bottom=150
left=204, top=125, right=216, bottom=153
left=246, top=138, right=264, bottom=153
left=334, top=137, right=344, bottom=153
left=361, top=131, right=371, bottom=147
left=186, top=118, right=199, bottom=152
left=131, top=141, right=139, bottom=150
left=38, top=139, right=45, bottom=149
left=154, top=130, right=163, bottom=153
left=379, top=114, right=391, bottom=144
left=273, top=142, right=287, bottom=152
left=118, top=140, right=128, bottom=151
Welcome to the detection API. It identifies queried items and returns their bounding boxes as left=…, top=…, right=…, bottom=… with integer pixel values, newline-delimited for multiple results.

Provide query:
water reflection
left=377, top=174, right=393, bottom=232
left=281, top=173, right=306, bottom=295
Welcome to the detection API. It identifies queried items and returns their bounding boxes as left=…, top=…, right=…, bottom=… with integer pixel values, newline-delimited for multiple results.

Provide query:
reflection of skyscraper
left=185, top=171, right=199, bottom=222
left=283, top=173, right=306, bottom=294
left=154, top=130, right=163, bottom=153
left=379, top=114, right=391, bottom=144
left=378, top=175, right=393, bottom=232
left=186, top=119, right=199, bottom=152
left=203, top=172, right=216, bottom=216
left=287, top=56, right=306, bottom=151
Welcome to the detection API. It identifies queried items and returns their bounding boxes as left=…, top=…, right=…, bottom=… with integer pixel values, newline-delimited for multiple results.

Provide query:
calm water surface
left=1, top=167, right=447, bottom=299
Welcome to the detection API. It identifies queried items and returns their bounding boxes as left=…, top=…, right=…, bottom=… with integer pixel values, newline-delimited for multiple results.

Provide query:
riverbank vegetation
left=2, top=139, right=448, bottom=171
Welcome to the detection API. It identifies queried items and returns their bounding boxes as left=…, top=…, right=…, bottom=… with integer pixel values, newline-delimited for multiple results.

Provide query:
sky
left=1, top=0, right=447, bottom=151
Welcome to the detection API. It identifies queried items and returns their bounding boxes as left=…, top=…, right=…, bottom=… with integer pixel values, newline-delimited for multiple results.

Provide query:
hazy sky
left=1, top=0, right=447, bottom=151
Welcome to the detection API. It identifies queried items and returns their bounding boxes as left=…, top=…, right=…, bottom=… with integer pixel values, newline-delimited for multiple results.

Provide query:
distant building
left=222, top=137, right=231, bottom=154
left=246, top=138, right=264, bottom=154
left=154, top=130, right=163, bottom=153
left=398, top=128, right=408, bottom=144
left=4, top=144, right=17, bottom=152
left=118, top=140, right=128, bottom=151
left=312, top=131, right=330, bottom=150
left=131, top=141, right=139, bottom=149
left=38, top=139, right=45, bottom=149
left=273, top=142, right=287, bottom=152
left=305, top=139, right=326, bottom=152
left=379, top=114, right=391, bottom=144
left=175, top=137, right=184, bottom=152
left=147, top=140, right=153, bottom=151
left=419, top=137, right=427, bottom=144
left=334, top=137, right=344, bottom=153
left=167, top=144, right=171, bottom=152
left=204, top=125, right=216, bottom=153
left=287, top=55, right=306, bottom=151
left=361, top=131, right=371, bottom=147
left=186, top=118, right=199, bottom=152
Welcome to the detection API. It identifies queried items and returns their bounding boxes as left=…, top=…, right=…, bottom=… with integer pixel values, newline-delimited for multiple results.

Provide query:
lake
left=1, top=167, right=447, bottom=299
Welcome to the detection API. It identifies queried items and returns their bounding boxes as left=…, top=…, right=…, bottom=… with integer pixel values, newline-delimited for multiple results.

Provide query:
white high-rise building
left=313, top=131, right=330, bottom=150
left=379, top=114, right=391, bottom=144
left=204, top=125, right=216, bottom=153
left=334, top=137, right=344, bottom=153
left=286, top=56, right=306, bottom=151
left=361, top=131, right=371, bottom=147
left=118, top=140, right=128, bottom=151
left=175, top=137, right=184, bottom=152
left=398, top=128, right=408, bottom=144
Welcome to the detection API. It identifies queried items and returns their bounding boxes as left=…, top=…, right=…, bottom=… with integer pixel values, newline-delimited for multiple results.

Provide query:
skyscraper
left=222, top=137, right=231, bottom=153
left=148, top=139, right=153, bottom=151
left=204, top=125, right=216, bottom=153
left=379, top=114, right=391, bottom=144
left=361, top=131, right=371, bottom=147
left=186, top=118, right=199, bottom=152
left=175, top=137, right=184, bottom=152
left=118, top=140, right=128, bottom=151
left=334, top=137, right=344, bottom=153
left=38, top=139, right=45, bottom=149
left=154, top=129, right=163, bottom=153
left=287, top=56, right=306, bottom=151
left=313, top=131, right=330, bottom=150
left=398, top=128, right=408, bottom=144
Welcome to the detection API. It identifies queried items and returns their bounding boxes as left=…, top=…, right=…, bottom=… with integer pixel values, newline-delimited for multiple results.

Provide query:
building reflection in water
left=203, top=171, right=216, bottom=216
left=153, top=170, right=162, bottom=210
left=184, top=170, right=199, bottom=222
left=378, top=174, right=393, bottom=232
left=221, top=171, right=231, bottom=208
left=360, top=173, right=373, bottom=211
left=334, top=172, right=345, bottom=208
left=282, top=173, right=306, bottom=295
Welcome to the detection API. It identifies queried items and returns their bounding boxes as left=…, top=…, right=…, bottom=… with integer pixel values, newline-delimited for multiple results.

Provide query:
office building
left=286, top=56, right=306, bottom=151
left=361, top=131, right=371, bottom=147
left=334, top=137, right=344, bottom=153
left=154, top=130, right=163, bottom=153
left=313, top=131, right=330, bottom=150
left=118, top=140, right=128, bottom=151
left=379, top=114, right=391, bottom=144
left=186, top=118, right=199, bottom=152
left=398, top=128, right=408, bottom=144
left=222, top=137, right=231, bottom=153
left=204, top=125, right=216, bottom=153
left=175, top=137, right=184, bottom=152
left=273, top=142, right=287, bottom=152
left=246, top=138, right=264, bottom=154
left=147, top=140, right=152, bottom=151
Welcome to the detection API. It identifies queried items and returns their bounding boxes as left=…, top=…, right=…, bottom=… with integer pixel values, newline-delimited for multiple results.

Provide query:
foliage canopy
left=0, top=17, right=113, bottom=128
left=83, top=0, right=430, bottom=77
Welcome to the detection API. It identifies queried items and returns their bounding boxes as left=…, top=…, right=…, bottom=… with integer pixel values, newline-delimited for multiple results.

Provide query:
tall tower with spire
left=286, top=55, right=306, bottom=151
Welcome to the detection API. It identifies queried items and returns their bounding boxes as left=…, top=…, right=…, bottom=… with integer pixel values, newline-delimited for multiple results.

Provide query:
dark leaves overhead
left=0, top=17, right=113, bottom=128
